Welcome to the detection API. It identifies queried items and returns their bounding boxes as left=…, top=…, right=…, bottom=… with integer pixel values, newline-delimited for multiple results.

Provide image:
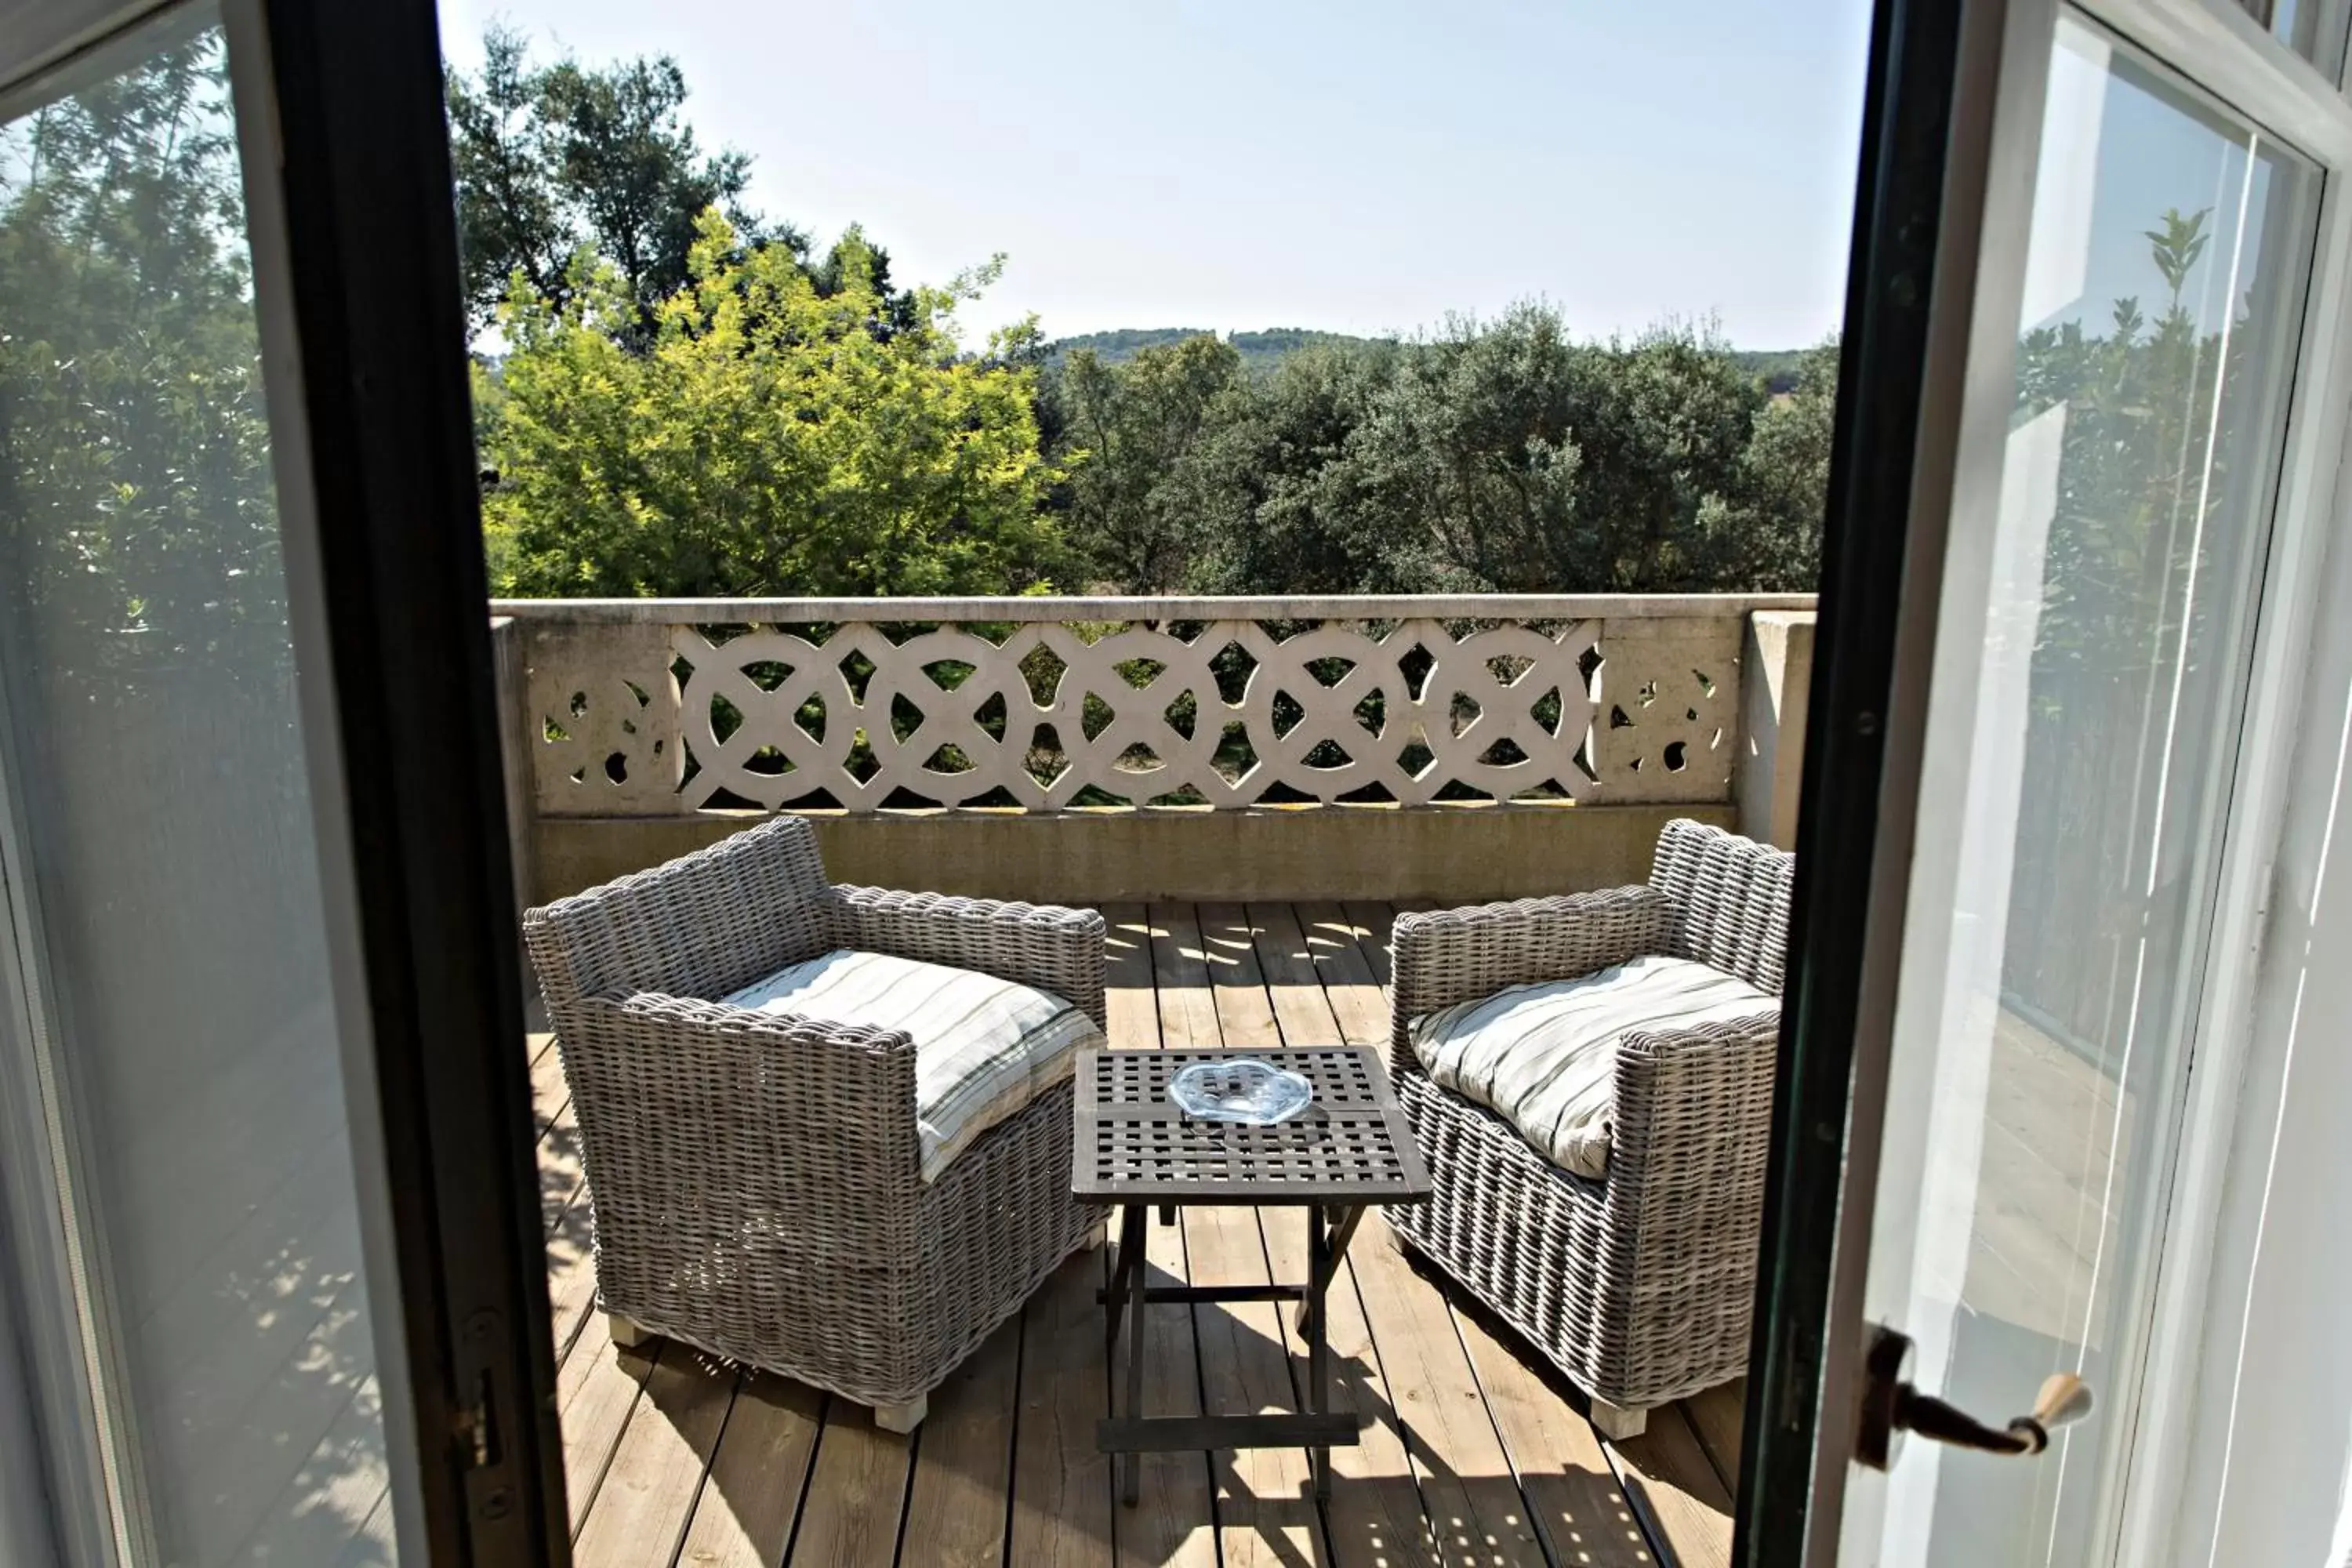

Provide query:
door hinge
left=453, top=1368, right=500, bottom=1470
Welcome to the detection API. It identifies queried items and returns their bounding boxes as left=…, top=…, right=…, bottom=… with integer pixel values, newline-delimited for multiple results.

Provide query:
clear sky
left=436, top=0, right=1875, bottom=350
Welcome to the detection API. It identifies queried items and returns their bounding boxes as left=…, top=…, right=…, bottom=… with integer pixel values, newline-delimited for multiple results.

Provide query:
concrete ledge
left=532, top=802, right=1738, bottom=909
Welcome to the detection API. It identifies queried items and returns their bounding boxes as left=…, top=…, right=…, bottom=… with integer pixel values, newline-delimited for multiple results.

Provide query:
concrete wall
left=488, top=617, right=539, bottom=932
left=494, top=597, right=1815, bottom=909
left=1737, top=610, right=1816, bottom=850
left=529, top=801, right=1737, bottom=908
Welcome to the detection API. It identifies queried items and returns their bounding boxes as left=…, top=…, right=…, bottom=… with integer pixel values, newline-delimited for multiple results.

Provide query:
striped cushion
left=725, top=949, right=1102, bottom=1183
left=1409, top=954, right=1776, bottom=1179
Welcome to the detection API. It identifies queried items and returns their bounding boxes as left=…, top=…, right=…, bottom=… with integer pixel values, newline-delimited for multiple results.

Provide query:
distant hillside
left=1045, top=327, right=1381, bottom=374
left=1046, top=328, right=1811, bottom=392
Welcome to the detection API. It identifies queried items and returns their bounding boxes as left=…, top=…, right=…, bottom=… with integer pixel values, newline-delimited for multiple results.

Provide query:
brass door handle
left=1856, top=1323, right=2095, bottom=1469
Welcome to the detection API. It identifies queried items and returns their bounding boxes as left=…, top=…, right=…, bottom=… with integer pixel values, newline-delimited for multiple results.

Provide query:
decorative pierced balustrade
left=493, top=595, right=1812, bottom=821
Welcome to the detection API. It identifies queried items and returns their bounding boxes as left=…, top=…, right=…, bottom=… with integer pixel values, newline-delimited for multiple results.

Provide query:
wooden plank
left=1348, top=1222, right=1548, bottom=1566
left=1250, top=909, right=1439, bottom=1568
left=786, top=1403, right=914, bottom=1568
left=530, top=1039, right=572, bottom=1138
left=1007, top=1251, right=1116, bottom=1568
left=1340, top=902, right=1396, bottom=989
left=1606, top=1405, right=1736, bottom=1568
left=1448, top=1298, right=1654, bottom=1568
left=1147, top=903, right=1224, bottom=1052
left=1116, top=904, right=1218, bottom=1568
left=1103, top=902, right=1160, bottom=1051
left=540, top=1094, right=586, bottom=1234
left=898, top=1314, right=1022, bottom=1568
left=574, top=1348, right=740, bottom=1568
left=1196, top=904, right=1282, bottom=1047
left=1191, top=907, right=1322, bottom=1566
left=673, top=1374, right=825, bottom=1568
left=1247, top=902, right=1347, bottom=1047
left=558, top=1315, right=664, bottom=1538
left=1682, top=1381, right=1747, bottom=1498
left=1294, top=902, right=1390, bottom=1047
left=547, top=1181, right=601, bottom=1370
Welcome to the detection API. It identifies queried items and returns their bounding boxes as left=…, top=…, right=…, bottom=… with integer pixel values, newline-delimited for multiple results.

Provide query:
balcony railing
left=492, top=593, right=1814, bottom=820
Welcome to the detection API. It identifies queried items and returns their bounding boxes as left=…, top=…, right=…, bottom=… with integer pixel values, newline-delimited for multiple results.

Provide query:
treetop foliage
left=447, top=27, right=789, bottom=339
left=449, top=29, right=1837, bottom=603
left=483, top=215, right=1064, bottom=598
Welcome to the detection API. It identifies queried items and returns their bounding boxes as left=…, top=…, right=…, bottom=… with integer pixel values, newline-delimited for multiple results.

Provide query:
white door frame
left=1815, top=0, right=2352, bottom=1562
left=2065, top=2, right=2352, bottom=1563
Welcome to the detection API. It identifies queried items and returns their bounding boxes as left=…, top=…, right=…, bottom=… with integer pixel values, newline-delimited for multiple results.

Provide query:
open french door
left=1743, top=0, right=2352, bottom=1563
left=0, top=2, right=562, bottom=1563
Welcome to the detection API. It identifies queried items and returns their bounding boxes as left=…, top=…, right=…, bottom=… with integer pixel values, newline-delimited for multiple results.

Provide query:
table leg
left=1297, top=1203, right=1364, bottom=1338
left=1308, top=1204, right=1333, bottom=1500
left=1105, top=1203, right=1145, bottom=1353
left=1121, top=1202, right=1149, bottom=1507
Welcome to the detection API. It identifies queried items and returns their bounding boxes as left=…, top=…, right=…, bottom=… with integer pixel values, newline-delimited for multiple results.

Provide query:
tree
left=1047, top=335, right=1246, bottom=590
left=1695, top=337, right=1837, bottom=590
left=482, top=214, right=1066, bottom=597
left=1037, top=311, right=1813, bottom=597
left=445, top=27, right=787, bottom=339
left=0, top=35, right=284, bottom=670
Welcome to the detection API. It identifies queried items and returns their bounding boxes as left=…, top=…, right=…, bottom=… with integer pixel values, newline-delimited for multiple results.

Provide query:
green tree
left=482, top=214, right=1066, bottom=597
left=1047, top=334, right=1247, bottom=590
left=0, top=35, right=282, bottom=668
left=1695, top=337, right=1837, bottom=590
left=445, top=27, right=786, bottom=339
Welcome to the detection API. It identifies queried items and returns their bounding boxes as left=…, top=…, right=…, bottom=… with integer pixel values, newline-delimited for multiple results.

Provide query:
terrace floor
left=530, top=903, right=1743, bottom=1568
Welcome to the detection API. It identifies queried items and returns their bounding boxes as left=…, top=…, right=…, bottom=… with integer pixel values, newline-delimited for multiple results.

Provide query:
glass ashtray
left=1168, top=1058, right=1313, bottom=1124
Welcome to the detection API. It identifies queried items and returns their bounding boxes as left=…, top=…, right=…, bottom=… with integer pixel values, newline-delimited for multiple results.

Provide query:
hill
left=1044, top=327, right=1381, bottom=374
left=1044, top=328, right=1812, bottom=391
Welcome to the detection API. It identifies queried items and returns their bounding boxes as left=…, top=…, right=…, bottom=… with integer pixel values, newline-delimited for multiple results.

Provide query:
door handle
left=1856, top=1323, right=2094, bottom=1470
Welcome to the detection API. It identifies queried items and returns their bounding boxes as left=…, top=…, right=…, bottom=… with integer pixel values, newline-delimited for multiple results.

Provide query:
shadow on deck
left=529, top=903, right=1742, bottom=1568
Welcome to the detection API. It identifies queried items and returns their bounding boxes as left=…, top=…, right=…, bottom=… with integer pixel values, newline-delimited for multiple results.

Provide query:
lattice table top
left=1072, top=1047, right=1432, bottom=1204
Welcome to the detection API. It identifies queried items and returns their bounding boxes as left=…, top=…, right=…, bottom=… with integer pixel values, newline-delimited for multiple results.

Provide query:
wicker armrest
left=1604, top=1012, right=1781, bottom=1294
left=1388, top=886, right=1675, bottom=1069
left=834, top=886, right=1108, bottom=1029
left=558, top=989, right=924, bottom=1173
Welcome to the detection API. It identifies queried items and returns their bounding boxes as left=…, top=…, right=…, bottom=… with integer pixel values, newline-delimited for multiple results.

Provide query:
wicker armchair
left=1386, top=818, right=1791, bottom=1439
left=524, top=816, right=1104, bottom=1432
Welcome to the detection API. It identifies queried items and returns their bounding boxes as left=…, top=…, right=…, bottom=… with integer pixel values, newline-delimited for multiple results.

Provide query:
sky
left=436, top=0, right=1875, bottom=350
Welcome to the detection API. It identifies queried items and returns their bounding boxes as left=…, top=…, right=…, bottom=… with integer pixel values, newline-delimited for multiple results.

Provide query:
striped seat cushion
left=1409, top=954, right=1777, bottom=1179
left=725, top=949, right=1102, bottom=1183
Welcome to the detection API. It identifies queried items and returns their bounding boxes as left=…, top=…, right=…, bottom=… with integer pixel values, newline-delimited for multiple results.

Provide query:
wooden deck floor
left=531, top=903, right=1741, bottom=1568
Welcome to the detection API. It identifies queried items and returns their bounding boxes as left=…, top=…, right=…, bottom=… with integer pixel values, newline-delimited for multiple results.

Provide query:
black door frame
left=1733, top=0, right=2036, bottom=1559
left=239, top=0, right=567, bottom=1559
left=0, top=1, right=567, bottom=1562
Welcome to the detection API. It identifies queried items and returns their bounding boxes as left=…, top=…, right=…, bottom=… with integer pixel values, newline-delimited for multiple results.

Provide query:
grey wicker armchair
left=1387, top=818, right=1792, bottom=1439
left=523, top=816, right=1105, bottom=1432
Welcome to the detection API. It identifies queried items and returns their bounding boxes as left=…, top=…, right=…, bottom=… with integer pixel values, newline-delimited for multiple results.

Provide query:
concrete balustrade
left=489, top=595, right=1817, bottom=904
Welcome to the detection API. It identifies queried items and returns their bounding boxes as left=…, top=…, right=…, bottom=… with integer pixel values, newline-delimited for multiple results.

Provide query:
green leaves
left=481, top=216, right=1066, bottom=600
left=1038, top=314, right=1831, bottom=597
left=2144, top=207, right=2212, bottom=303
left=445, top=27, right=789, bottom=340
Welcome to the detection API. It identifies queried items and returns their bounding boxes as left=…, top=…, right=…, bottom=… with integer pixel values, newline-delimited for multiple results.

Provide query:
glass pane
left=0, top=15, right=404, bottom=1565
left=2241, top=0, right=2350, bottom=75
left=1846, top=18, right=2317, bottom=1566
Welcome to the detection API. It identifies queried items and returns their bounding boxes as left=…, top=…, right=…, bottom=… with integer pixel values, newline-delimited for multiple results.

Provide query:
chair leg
left=607, top=1312, right=654, bottom=1349
left=1588, top=1396, right=1647, bottom=1441
left=874, top=1396, right=928, bottom=1435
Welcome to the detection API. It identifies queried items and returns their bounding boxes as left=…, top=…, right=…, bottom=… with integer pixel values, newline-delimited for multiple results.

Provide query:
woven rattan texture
left=1073, top=1047, right=1428, bottom=1203
left=523, top=815, right=1106, bottom=1409
left=1385, top=818, right=1791, bottom=1414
